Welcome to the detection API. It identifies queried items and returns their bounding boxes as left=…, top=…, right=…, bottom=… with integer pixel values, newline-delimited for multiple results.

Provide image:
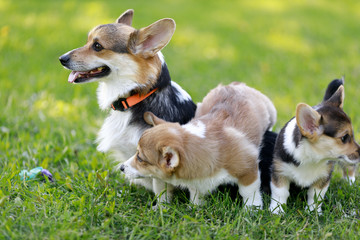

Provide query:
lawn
left=1, top=0, right=360, bottom=239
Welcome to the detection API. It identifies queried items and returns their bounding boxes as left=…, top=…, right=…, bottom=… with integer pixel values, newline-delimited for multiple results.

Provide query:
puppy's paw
left=306, top=204, right=323, bottom=215
left=152, top=202, right=169, bottom=211
left=269, top=204, right=285, bottom=214
left=244, top=204, right=263, bottom=212
left=152, top=204, right=160, bottom=211
left=343, top=175, right=356, bottom=185
left=187, top=203, right=201, bottom=211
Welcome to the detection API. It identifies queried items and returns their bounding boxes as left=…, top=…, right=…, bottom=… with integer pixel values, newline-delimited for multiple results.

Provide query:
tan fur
left=129, top=54, right=162, bottom=92
left=195, top=82, right=276, bottom=146
left=271, top=158, right=290, bottom=188
left=61, top=12, right=175, bottom=95
left=72, top=24, right=162, bottom=93
left=132, top=83, right=276, bottom=187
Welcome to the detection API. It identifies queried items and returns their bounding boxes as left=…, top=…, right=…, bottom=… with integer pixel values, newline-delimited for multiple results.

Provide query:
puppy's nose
left=59, top=54, right=70, bottom=66
left=120, top=164, right=125, bottom=172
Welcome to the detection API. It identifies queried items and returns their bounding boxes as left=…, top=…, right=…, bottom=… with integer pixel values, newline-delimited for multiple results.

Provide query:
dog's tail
left=323, top=77, right=344, bottom=101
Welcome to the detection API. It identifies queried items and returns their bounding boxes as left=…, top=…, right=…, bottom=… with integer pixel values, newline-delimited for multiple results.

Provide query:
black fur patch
left=318, top=105, right=351, bottom=138
left=274, top=119, right=300, bottom=167
left=129, top=63, right=197, bottom=128
left=259, top=130, right=278, bottom=195
left=293, top=124, right=302, bottom=147
left=322, top=78, right=344, bottom=102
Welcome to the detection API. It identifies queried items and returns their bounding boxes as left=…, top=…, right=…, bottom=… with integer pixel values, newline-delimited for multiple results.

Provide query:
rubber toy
left=19, top=167, right=54, bottom=182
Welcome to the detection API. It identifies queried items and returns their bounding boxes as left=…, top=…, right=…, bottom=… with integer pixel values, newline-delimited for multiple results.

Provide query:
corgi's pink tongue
left=68, top=71, right=85, bottom=83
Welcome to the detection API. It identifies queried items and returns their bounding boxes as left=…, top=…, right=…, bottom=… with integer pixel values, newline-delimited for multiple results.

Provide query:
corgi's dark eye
left=341, top=134, right=350, bottom=144
left=92, top=42, right=103, bottom=52
left=136, top=154, right=144, bottom=163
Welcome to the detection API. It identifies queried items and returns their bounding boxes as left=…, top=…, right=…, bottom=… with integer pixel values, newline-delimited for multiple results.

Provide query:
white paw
left=270, top=203, right=284, bottom=214
left=244, top=201, right=263, bottom=210
left=152, top=204, right=160, bottom=211
left=306, top=204, right=322, bottom=215
left=344, top=176, right=356, bottom=185
left=152, top=202, right=169, bottom=211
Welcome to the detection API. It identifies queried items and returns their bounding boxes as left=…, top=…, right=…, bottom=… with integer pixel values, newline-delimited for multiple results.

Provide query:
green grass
left=1, top=0, right=360, bottom=239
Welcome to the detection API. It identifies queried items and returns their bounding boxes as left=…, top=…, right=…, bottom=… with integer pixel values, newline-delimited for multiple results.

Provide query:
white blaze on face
left=121, top=155, right=144, bottom=179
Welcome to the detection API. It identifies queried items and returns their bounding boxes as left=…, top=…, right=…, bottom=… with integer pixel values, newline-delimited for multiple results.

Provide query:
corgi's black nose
left=59, top=54, right=70, bottom=66
left=120, top=164, right=125, bottom=172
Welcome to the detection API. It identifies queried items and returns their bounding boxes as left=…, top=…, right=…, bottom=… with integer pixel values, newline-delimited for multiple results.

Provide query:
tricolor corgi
left=266, top=79, right=360, bottom=214
left=120, top=82, right=276, bottom=209
left=59, top=10, right=197, bottom=191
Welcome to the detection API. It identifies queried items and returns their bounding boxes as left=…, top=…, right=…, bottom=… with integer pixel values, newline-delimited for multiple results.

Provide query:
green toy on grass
left=19, top=167, right=54, bottom=182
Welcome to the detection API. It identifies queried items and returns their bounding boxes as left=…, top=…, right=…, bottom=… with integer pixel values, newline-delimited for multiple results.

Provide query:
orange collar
left=111, top=88, right=158, bottom=111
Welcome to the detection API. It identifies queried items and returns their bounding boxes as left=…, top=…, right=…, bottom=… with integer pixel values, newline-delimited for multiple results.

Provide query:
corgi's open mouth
left=68, top=66, right=111, bottom=83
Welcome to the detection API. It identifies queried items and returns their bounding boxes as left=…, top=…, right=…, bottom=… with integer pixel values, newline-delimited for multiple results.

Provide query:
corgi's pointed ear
left=323, top=77, right=344, bottom=102
left=116, top=9, right=134, bottom=26
left=128, top=18, right=176, bottom=58
left=325, top=85, right=344, bottom=109
left=161, top=146, right=179, bottom=171
left=296, top=103, right=323, bottom=140
left=144, top=112, right=166, bottom=126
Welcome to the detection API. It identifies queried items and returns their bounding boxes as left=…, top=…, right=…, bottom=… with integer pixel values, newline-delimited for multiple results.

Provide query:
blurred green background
left=1, top=0, right=360, bottom=128
left=1, top=0, right=360, bottom=239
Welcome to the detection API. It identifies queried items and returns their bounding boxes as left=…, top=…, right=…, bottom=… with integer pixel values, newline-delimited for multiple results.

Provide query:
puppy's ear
left=116, top=9, right=134, bottom=26
left=323, top=77, right=344, bottom=102
left=324, top=85, right=344, bottom=109
left=144, top=112, right=166, bottom=126
left=296, top=103, right=323, bottom=141
left=128, top=18, right=176, bottom=58
left=160, top=146, right=179, bottom=171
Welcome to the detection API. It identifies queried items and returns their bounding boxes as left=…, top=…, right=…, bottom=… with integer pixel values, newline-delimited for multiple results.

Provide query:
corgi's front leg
left=152, top=178, right=174, bottom=210
left=130, top=178, right=153, bottom=191
left=269, top=175, right=290, bottom=214
left=340, top=163, right=357, bottom=185
left=306, top=179, right=330, bottom=214
left=189, top=187, right=204, bottom=206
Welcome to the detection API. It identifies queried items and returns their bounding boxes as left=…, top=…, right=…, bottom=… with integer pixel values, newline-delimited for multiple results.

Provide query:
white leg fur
left=344, top=175, right=356, bottom=185
left=189, top=187, right=203, bottom=206
left=152, top=178, right=174, bottom=210
left=270, top=181, right=290, bottom=214
left=238, top=175, right=263, bottom=209
left=307, top=184, right=329, bottom=214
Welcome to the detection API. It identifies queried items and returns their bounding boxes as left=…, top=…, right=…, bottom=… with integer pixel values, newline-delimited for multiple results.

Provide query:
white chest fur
left=280, top=160, right=331, bottom=187
left=281, top=118, right=333, bottom=187
left=167, top=168, right=238, bottom=194
left=96, top=110, right=144, bottom=161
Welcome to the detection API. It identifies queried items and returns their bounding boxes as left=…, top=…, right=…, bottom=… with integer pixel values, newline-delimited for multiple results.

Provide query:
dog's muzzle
left=120, top=164, right=125, bottom=172
left=59, top=54, right=70, bottom=67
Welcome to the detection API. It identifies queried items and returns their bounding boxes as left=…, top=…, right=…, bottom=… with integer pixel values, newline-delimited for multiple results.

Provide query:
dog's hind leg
left=238, top=171, right=263, bottom=209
